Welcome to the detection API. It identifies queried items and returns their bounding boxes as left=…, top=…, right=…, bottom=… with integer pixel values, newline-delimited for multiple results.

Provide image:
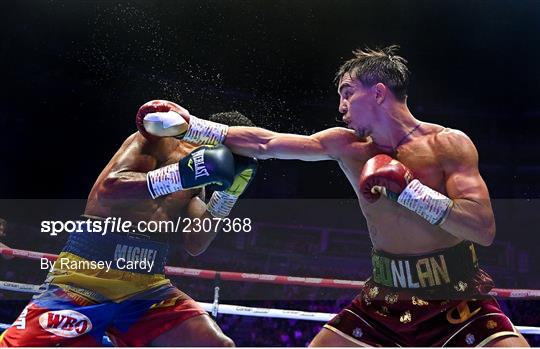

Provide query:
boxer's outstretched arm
left=437, top=131, right=496, bottom=246
left=224, top=126, right=365, bottom=161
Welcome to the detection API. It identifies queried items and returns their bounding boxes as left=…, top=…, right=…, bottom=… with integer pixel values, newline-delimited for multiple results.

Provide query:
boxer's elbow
left=457, top=200, right=496, bottom=246
left=99, top=177, right=131, bottom=202
left=100, top=177, right=121, bottom=201
left=476, top=221, right=496, bottom=246
left=482, top=222, right=496, bottom=246
left=479, top=207, right=496, bottom=246
left=100, top=172, right=151, bottom=200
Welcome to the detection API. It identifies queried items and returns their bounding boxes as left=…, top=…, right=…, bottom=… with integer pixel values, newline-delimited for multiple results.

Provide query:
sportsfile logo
left=188, top=148, right=210, bottom=179
left=38, top=310, right=92, bottom=338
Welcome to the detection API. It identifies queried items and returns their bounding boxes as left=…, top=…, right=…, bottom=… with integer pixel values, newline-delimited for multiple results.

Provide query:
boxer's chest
left=394, top=138, right=446, bottom=195
left=359, top=141, right=458, bottom=252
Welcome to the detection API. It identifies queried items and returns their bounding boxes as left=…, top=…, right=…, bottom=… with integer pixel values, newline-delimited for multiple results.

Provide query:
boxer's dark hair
left=335, top=45, right=410, bottom=102
left=209, top=111, right=255, bottom=127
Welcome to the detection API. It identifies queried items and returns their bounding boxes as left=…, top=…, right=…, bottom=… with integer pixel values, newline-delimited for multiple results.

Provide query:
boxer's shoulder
left=317, top=127, right=374, bottom=160
left=322, top=127, right=367, bottom=141
left=424, top=124, right=469, bottom=144
left=431, top=127, right=478, bottom=165
left=433, top=127, right=471, bottom=143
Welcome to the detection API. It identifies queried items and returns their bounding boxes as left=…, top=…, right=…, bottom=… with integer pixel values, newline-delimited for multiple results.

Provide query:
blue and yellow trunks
left=48, top=228, right=171, bottom=301
left=0, top=226, right=206, bottom=347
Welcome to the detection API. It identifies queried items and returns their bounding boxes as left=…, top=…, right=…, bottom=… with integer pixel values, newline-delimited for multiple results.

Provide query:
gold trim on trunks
left=368, top=286, right=379, bottom=298
left=454, top=281, right=468, bottom=292
left=385, top=293, right=398, bottom=304
left=486, top=320, right=498, bottom=330
left=400, top=310, right=412, bottom=323
left=412, top=296, right=429, bottom=306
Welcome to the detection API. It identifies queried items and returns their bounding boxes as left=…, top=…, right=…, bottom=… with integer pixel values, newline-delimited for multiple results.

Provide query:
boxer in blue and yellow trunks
left=3, top=225, right=205, bottom=346
left=0, top=108, right=257, bottom=347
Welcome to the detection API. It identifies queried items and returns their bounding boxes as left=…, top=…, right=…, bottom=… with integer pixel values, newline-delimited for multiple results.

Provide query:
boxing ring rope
left=1, top=247, right=540, bottom=337
left=2, top=247, right=539, bottom=299
left=0, top=280, right=333, bottom=322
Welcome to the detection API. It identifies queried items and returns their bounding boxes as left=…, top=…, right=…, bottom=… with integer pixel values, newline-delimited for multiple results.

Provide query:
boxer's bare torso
left=224, top=121, right=479, bottom=255
left=337, top=123, right=464, bottom=254
left=85, top=132, right=201, bottom=230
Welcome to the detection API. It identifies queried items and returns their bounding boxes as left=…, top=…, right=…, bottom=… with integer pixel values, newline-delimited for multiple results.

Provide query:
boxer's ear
left=373, top=83, right=387, bottom=105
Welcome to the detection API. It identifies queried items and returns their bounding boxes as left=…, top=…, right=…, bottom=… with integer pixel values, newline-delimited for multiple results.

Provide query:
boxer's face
left=337, top=74, right=377, bottom=138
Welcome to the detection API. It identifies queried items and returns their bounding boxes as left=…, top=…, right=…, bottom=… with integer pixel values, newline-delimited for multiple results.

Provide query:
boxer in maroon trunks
left=325, top=241, right=519, bottom=346
left=135, top=45, right=529, bottom=346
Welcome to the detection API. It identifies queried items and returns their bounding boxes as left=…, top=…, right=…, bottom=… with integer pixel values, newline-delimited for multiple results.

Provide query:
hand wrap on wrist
left=397, top=179, right=453, bottom=225
left=182, top=115, right=229, bottom=145
left=147, top=163, right=183, bottom=199
left=207, top=191, right=238, bottom=218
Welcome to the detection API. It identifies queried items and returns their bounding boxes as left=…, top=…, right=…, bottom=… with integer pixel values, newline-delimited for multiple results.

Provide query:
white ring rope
left=1, top=280, right=539, bottom=335
left=1, top=247, right=540, bottom=337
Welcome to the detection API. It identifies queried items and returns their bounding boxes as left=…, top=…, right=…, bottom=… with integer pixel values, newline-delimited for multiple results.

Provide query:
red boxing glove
left=359, top=154, right=414, bottom=203
left=135, top=100, right=191, bottom=140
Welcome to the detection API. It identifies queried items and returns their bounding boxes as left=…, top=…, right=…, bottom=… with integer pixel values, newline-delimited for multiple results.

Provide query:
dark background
left=1, top=1, right=540, bottom=345
left=1, top=0, right=539, bottom=199
left=1, top=0, right=539, bottom=243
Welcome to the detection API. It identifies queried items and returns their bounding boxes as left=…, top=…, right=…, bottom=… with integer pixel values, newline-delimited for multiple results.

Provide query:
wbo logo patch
left=38, top=310, right=92, bottom=338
